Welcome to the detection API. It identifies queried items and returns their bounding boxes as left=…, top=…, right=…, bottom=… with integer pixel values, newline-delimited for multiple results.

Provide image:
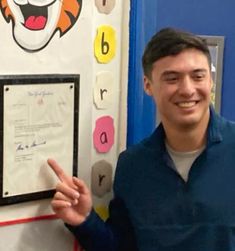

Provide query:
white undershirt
left=165, top=143, right=205, bottom=182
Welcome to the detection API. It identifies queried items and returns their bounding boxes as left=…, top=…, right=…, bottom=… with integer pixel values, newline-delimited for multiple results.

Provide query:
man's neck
left=163, top=112, right=210, bottom=152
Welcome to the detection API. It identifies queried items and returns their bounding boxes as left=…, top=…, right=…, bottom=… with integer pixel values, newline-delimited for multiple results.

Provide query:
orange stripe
left=0, top=0, right=14, bottom=21
left=57, top=0, right=81, bottom=34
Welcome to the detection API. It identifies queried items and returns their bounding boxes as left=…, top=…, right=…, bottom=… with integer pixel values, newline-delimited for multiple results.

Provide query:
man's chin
left=174, top=116, right=202, bottom=130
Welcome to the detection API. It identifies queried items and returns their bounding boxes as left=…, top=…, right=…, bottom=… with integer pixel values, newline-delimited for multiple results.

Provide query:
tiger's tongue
left=25, top=16, right=46, bottom=30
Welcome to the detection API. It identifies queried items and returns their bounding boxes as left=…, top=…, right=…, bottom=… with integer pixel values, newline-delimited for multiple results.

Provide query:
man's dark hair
left=142, top=27, right=211, bottom=79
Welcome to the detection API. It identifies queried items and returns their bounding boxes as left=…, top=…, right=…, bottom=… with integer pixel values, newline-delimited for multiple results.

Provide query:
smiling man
left=144, top=47, right=212, bottom=151
left=48, top=28, right=235, bottom=251
left=0, top=0, right=82, bottom=51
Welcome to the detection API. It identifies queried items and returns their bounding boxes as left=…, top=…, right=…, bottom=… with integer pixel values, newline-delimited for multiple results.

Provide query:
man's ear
left=143, top=76, right=153, bottom=96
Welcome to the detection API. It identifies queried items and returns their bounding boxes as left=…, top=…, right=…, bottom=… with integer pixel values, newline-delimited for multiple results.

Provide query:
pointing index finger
left=47, top=158, right=74, bottom=186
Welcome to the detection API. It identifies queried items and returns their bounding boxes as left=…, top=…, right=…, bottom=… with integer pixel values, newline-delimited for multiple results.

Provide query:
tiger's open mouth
left=20, top=4, right=48, bottom=30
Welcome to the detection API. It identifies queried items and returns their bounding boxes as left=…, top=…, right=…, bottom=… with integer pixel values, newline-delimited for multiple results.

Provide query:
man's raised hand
left=47, top=158, right=92, bottom=226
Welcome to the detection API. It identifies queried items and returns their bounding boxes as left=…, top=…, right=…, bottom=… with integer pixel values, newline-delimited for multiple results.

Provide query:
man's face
left=144, top=48, right=212, bottom=130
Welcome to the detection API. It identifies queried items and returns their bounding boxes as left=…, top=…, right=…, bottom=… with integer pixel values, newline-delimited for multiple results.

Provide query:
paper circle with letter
left=95, top=0, right=116, bottom=14
left=91, top=160, right=113, bottom=198
left=93, top=115, right=114, bottom=153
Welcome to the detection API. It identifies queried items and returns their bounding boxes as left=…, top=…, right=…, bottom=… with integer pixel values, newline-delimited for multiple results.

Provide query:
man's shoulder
left=117, top=129, right=163, bottom=170
left=118, top=140, right=148, bottom=163
left=121, top=132, right=160, bottom=157
left=211, top=112, right=235, bottom=145
left=217, top=114, right=235, bottom=132
left=114, top=134, right=160, bottom=192
left=220, top=116, right=235, bottom=138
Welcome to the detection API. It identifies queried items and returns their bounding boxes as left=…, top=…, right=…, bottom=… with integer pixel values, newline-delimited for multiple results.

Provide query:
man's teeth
left=177, top=101, right=196, bottom=108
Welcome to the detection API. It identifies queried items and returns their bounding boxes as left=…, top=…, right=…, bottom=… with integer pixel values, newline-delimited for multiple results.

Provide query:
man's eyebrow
left=161, top=71, right=179, bottom=76
left=192, top=69, right=208, bottom=73
left=161, top=69, right=208, bottom=76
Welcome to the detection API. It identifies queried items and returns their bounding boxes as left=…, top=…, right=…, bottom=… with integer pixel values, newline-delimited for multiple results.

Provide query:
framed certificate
left=0, top=74, right=79, bottom=205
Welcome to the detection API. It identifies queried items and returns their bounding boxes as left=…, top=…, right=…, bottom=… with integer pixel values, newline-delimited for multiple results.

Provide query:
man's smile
left=175, top=101, right=198, bottom=108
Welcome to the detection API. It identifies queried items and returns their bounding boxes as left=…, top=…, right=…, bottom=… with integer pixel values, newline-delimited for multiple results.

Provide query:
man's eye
left=193, top=74, right=205, bottom=81
left=164, top=75, right=178, bottom=82
left=192, top=70, right=207, bottom=81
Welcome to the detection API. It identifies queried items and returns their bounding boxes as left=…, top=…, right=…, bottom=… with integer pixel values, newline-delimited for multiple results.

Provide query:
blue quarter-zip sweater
left=67, top=107, right=235, bottom=251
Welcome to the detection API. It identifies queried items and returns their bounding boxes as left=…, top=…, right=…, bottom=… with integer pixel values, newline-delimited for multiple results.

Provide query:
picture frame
left=199, top=35, right=225, bottom=114
left=0, top=74, right=79, bottom=205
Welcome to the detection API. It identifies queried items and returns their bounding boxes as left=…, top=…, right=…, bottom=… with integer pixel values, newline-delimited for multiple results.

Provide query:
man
left=48, top=28, right=235, bottom=251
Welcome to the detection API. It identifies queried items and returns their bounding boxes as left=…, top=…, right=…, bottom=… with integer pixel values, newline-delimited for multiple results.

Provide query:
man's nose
left=178, top=76, right=195, bottom=97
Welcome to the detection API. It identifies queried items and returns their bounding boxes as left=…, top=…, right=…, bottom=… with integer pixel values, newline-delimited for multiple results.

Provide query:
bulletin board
left=0, top=0, right=130, bottom=250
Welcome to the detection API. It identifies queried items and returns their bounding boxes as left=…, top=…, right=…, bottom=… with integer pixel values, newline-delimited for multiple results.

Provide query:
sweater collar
left=207, top=105, right=223, bottom=144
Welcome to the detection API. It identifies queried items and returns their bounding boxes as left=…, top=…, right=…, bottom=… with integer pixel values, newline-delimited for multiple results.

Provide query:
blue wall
left=128, top=0, right=235, bottom=146
left=127, top=0, right=157, bottom=145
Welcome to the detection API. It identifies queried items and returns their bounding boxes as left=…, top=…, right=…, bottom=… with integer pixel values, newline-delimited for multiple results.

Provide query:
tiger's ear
left=56, top=0, right=82, bottom=35
left=144, top=76, right=153, bottom=96
left=0, top=0, right=14, bottom=22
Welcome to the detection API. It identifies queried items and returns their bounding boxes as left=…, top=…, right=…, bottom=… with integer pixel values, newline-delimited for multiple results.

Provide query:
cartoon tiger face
left=0, top=0, right=82, bottom=52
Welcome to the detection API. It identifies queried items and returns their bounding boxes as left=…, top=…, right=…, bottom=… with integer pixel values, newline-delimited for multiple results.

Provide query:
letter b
left=94, top=25, right=116, bottom=63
